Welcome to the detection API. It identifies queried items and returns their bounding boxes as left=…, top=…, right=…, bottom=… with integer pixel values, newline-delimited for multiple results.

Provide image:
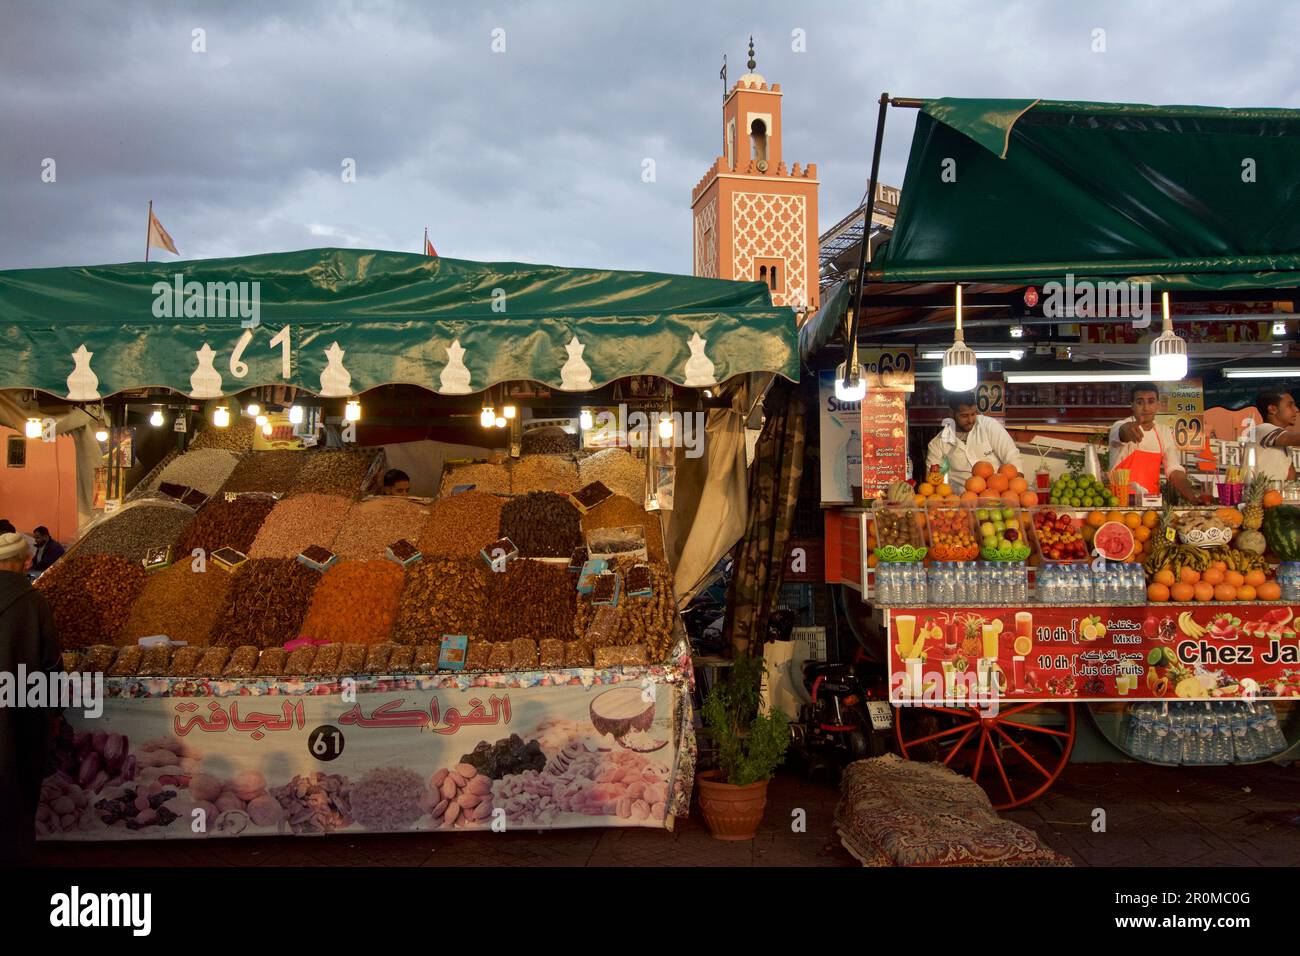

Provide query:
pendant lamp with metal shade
left=942, top=284, right=978, bottom=392
left=1149, top=292, right=1188, bottom=381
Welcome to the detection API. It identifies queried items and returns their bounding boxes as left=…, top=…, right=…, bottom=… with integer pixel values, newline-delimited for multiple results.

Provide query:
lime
left=1147, top=648, right=1164, bottom=665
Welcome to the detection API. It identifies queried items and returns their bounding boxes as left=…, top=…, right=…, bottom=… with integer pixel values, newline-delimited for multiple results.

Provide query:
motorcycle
left=786, top=590, right=896, bottom=778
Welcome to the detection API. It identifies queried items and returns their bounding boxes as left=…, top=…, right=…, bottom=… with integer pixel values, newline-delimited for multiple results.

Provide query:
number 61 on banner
left=230, top=326, right=293, bottom=379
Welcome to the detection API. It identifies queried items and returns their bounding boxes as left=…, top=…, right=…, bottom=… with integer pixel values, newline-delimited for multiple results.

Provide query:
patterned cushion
left=835, top=754, right=1071, bottom=867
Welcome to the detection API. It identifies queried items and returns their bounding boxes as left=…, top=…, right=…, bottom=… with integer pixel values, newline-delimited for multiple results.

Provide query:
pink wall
left=0, top=426, right=79, bottom=544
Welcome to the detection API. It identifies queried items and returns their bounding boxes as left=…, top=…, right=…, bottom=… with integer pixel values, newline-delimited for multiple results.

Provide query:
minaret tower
left=691, top=37, right=820, bottom=315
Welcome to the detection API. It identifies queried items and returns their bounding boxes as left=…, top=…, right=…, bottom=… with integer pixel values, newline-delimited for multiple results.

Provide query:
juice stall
left=810, top=96, right=1300, bottom=807
left=0, top=248, right=800, bottom=840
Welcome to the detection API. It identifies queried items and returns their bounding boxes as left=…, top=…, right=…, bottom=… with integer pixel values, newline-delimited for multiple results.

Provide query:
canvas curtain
left=723, top=378, right=806, bottom=653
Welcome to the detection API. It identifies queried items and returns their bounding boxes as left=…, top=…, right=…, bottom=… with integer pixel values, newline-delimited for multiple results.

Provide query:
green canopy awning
left=0, top=248, right=799, bottom=399
left=880, top=98, right=1300, bottom=290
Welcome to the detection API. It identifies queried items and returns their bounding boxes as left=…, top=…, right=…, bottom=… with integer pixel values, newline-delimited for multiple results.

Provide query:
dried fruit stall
left=2, top=248, right=799, bottom=841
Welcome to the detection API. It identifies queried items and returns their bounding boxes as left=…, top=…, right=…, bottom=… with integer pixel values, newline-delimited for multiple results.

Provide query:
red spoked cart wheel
left=894, top=702, right=1076, bottom=809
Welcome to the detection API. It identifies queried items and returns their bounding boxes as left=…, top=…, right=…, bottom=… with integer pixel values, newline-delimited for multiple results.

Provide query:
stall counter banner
left=887, top=605, right=1300, bottom=706
left=39, top=659, right=696, bottom=841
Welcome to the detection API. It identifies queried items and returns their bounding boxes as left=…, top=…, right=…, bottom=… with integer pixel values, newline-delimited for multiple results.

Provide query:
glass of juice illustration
left=1012, top=656, right=1026, bottom=692
left=1117, top=674, right=1130, bottom=695
left=1014, top=611, right=1033, bottom=642
left=945, top=620, right=961, bottom=652
left=895, top=615, right=917, bottom=655
left=981, top=623, right=999, bottom=660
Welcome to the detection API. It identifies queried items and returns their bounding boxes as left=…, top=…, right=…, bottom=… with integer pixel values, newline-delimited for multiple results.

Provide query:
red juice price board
left=859, top=390, right=907, bottom=500
left=887, top=605, right=1300, bottom=704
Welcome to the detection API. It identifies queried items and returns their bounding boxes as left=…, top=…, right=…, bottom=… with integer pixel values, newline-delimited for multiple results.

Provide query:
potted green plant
left=696, top=650, right=790, bottom=840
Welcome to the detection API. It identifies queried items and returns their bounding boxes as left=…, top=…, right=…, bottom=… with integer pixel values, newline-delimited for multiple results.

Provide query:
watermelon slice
left=1262, top=607, right=1294, bottom=627
left=1093, top=520, right=1135, bottom=561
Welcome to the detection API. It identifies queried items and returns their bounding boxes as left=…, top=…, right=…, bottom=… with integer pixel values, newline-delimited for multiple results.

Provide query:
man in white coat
left=925, top=392, right=1024, bottom=491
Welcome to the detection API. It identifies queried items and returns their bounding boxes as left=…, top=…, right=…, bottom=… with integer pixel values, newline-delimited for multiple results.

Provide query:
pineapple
left=1243, top=475, right=1268, bottom=531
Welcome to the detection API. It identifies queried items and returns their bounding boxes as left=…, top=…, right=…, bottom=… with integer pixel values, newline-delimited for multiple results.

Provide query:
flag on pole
left=423, top=227, right=437, bottom=257
left=146, top=202, right=178, bottom=257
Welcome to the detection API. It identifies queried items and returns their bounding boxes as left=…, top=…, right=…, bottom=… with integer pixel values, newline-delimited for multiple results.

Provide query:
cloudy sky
left=2, top=0, right=1297, bottom=273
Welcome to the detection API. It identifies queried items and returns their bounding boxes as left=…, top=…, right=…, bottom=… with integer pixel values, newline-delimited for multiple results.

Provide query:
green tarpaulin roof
left=879, top=98, right=1300, bottom=290
left=0, top=248, right=799, bottom=399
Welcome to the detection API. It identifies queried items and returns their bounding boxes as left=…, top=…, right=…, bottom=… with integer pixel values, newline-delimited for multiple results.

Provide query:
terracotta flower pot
left=695, top=770, right=769, bottom=841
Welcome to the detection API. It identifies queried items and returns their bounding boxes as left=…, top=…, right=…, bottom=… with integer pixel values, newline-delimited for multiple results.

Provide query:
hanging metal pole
left=843, top=93, right=891, bottom=388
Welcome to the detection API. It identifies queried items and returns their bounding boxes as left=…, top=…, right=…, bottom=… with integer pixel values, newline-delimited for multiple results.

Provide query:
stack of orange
left=1147, top=562, right=1277, bottom=602
left=915, top=479, right=961, bottom=508
left=962, top=461, right=1039, bottom=508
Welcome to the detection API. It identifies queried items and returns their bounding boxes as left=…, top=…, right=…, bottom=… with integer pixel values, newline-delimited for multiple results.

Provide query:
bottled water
left=1229, top=703, right=1256, bottom=762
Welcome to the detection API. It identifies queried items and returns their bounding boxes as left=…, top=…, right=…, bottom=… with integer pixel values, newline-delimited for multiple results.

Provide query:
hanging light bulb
left=503, top=404, right=517, bottom=420
left=480, top=406, right=495, bottom=428
left=495, top=416, right=507, bottom=428
left=255, top=413, right=268, bottom=427
left=1149, top=292, right=1188, bottom=381
left=262, top=422, right=273, bottom=437
left=150, top=409, right=165, bottom=427
left=95, top=427, right=109, bottom=443
left=941, top=284, right=978, bottom=392
left=288, top=405, right=304, bottom=425
left=345, top=399, right=361, bottom=422
left=579, top=409, right=594, bottom=430
left=658, top=414, right=674, bottom=440
left=834, top=356, right=866, bottom=403
left=245, top=401, right=260, bottom=417
left=25, top=418, right=42, bottom=439
left=214, top=406, right=231, bottom=428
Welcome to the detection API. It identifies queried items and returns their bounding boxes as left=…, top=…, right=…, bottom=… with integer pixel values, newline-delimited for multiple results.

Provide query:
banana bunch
left=1209, top=545, right=1270, bottom=574
left=1144, top=541, right=1211, bottom=578
left=1177, top=611, right=1206, bottom=638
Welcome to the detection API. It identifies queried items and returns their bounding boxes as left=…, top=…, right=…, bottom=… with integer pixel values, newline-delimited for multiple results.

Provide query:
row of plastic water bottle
left=1126, top=701, right=1289, bottom=764
left=925, top=562, right=1028, bottom=605
left=1278, top=562, right=1300, bottom=602
left=1036, top=563, right=1145, bottom=604
left=875, top=564, right=927, bottom=605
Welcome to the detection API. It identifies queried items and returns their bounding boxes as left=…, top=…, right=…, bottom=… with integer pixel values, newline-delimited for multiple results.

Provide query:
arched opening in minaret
left=750, top=118, right=768, bottom=164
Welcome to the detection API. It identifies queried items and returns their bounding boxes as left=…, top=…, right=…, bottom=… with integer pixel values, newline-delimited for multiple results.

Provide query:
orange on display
left=1194, top=582, right=1215, bottom=602
left=972, top=461, right=995, bottom=480
left=1170, top=582, right=1195, bottom=602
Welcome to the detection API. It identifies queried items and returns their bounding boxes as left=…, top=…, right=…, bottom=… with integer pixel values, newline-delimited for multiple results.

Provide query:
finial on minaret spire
left=747, top=36, right=756, bottom=72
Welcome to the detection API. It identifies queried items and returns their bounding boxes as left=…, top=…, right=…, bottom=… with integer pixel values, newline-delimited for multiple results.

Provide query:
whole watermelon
left=1262, top=505, right=1300, bottom=561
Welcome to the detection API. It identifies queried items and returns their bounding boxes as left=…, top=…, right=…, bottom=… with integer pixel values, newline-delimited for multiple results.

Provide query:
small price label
left=308, top=724, right=345, bottom=761
left=1166, top=527, right=1177, bottom=542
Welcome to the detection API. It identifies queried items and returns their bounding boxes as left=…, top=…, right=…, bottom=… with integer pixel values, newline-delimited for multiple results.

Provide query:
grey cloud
left=1, top=0, right=1297, bottom=272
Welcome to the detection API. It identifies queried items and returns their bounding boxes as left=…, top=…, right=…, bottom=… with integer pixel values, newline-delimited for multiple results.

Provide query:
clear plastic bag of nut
left=169, top=645, right=207, bottom=677
left=583, top=605, right=622, bottom=647
left=538, top=639, right=566, bottom=668
left=563, top=641, right=593, bottom=667
left=362, top=643, right=395, bottom=674
left=80, top=645, right=117, bottom=674
left=196, top=646, right=231, bottom=677
left=108, top=647, right=144, bottom=677
left=309, top=644, right=343, bottom=676
left=256, top=647, right=288, bottom=676
left=222, top=645, right=260, bottom=677
left=136, top=645, right=174, bottom=676
left=465, top=640, right=492, bottom=671
left=414, top=645, right=441, bottom=673
left=387, top=646, right=416, bottom=673
left=510, top=637, right=539, bottom=670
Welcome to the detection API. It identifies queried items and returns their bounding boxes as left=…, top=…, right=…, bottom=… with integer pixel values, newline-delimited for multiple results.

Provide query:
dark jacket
left=0, top=570, right=60, bottom=864
left=30, top=539, right=65, bottom=573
